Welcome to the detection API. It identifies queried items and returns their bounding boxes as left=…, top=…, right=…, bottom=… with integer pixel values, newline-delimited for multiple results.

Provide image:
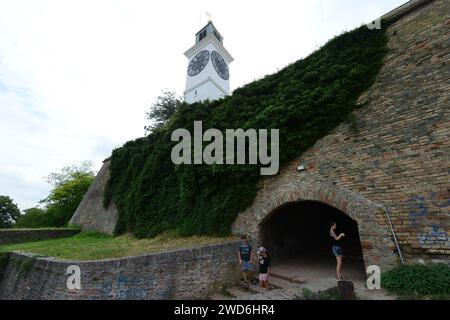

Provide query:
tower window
left=214, top=31, right=222, bottom=43
left=199, top=29, right=207, bottom=42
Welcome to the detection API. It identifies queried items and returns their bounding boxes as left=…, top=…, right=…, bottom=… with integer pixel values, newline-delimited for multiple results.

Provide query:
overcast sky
left=0, top=0, right=407, bottom=211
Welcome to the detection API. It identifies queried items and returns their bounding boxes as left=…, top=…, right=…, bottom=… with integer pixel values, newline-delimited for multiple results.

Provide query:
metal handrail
left=383, top=206, right=405, bottom=264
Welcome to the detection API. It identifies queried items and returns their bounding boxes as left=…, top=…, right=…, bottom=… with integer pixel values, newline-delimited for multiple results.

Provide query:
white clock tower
left=184, top=21, right=234, bottom=104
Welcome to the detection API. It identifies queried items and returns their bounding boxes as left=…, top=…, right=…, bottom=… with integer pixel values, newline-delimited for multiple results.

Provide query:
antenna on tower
left=205, top=11, right=212, bottom=22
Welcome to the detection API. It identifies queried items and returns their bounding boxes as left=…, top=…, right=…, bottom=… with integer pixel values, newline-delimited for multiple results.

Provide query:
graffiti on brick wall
left=100, top=273, right=170, bottom=299
left=418, top=225, right=449, bottom=247
left=408, top=191, right=450, bottom=226
left=408, top=191, right=450, bottom=248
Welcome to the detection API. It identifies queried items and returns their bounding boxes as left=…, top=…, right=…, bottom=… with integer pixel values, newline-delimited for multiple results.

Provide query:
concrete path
left=210, top=255, right=397, bottom=300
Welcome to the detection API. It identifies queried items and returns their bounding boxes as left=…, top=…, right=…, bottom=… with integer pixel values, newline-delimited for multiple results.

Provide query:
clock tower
left=184, top=21, right=234, bottom=104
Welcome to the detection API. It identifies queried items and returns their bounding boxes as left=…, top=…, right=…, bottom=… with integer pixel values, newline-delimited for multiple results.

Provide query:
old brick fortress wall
left=0, top=241, right=240, bottom=300
left=233, top=0, right=449, bottom=267
left=0, top=229, right=80, bottom=245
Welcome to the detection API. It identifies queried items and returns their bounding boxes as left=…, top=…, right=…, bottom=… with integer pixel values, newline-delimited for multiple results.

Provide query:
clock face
left=211, top=50, right=229, bottom=80
left=187, top=50, right=210, bottom=77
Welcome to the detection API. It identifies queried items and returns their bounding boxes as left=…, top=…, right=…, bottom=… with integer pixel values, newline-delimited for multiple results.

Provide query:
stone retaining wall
left=0, top=240, right=240, bottom=300
left=0, top=229, right=80, bottom=246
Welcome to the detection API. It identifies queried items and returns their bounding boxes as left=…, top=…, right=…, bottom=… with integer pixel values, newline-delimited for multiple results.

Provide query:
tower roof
left=195, top=21, right=223, bottom=44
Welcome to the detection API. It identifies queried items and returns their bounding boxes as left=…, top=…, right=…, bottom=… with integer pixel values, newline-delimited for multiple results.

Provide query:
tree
left=15, top=208, right=49, bottom=228
left=0, top=195, right=21, bottom=228
left=40, top=162, right=96, bottom=226
left=16, top=162, right=96, bottom=228
left=46, top=161, right=95, bottom=187
left=144, top=90, right=182, bottom=133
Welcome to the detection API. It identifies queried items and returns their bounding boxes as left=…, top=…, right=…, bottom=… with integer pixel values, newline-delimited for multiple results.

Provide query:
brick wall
left=233, top=0, right=449, bottom=266
left=0, top=241, right=240, bottom=300
left=0, top=229, right=80, bottom=246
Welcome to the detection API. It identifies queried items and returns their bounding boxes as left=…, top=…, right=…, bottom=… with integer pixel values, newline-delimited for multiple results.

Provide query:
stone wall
left=0, top=241, right=240, bottom=300
left=0, top=229, right=80, bottom=246
left=69, top=158, right=118, bottom=235
left=233, top=0, right=449, bottom=266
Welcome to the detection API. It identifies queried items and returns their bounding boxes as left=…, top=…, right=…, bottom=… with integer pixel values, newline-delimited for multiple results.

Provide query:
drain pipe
left=382, top=206, right=404, bottom=264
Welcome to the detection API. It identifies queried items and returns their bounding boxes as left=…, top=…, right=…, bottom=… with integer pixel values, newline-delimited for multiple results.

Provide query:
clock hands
left=188, top=50, right=210, bottom=77
left=188, top=50, right=228, bottom=80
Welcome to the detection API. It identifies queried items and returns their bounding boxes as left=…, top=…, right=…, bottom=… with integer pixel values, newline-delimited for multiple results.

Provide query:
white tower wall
left=184, top=24, right=233, bottom=104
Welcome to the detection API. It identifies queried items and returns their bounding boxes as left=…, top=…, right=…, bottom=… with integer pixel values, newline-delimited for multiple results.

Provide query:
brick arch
left=232, top=175, right=399, bottom=269
left=258, top=199, right=355, bottom=228
left=256, top=182, right=370, bottom=227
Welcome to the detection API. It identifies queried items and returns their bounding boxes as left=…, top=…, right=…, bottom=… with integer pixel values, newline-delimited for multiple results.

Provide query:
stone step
left=297, top=279, right=338, bottom=296
left=270, top=271, right=306, bottom=284
left=269, top=274, right=305, bottom=289
left=217, top=285, right=301, bottom=301
left=226, top=287, right=254, bottom=299
left=248, top=282, right=270, bottom=294
left=280, top=290, right=299, bottom=300
left=257, top=288, right=297, bottom=300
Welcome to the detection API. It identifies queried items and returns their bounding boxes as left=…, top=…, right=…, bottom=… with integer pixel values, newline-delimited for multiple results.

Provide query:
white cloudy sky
left=0, top=0, right=406, bottom=210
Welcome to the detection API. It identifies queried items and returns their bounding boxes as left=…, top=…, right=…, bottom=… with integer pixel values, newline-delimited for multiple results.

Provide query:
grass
left=0, top=231, right=236, bottom=261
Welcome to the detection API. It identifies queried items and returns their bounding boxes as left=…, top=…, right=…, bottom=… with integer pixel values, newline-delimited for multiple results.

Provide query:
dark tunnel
left=260, top=201, right=366, bottom=267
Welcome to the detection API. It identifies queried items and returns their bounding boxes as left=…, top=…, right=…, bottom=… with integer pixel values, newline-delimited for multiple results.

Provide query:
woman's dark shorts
left=332, top=245, right=343, bottom=257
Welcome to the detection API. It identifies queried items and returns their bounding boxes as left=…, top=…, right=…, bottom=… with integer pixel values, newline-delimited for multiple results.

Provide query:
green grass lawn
left=0, top=231, right=236, bottom=260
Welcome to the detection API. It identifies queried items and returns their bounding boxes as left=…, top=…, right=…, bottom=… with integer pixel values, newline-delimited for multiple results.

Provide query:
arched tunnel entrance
left=260, top=201, right=367, bottom=282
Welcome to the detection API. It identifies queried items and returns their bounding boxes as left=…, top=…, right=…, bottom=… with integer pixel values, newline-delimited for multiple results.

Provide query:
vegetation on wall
left=105, top=24, right=389, bottom=238
left=382, top=263, right=450, bottom=299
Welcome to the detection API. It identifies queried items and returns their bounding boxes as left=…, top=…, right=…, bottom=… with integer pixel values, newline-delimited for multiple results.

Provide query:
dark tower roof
left=195, top=21, right=223, bottom=44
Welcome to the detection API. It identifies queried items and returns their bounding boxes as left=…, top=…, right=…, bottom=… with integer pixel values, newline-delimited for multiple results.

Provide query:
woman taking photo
left=329, top=221, right=345, bottom=280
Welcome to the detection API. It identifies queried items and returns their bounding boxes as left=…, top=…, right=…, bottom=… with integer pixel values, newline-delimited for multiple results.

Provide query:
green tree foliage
left=144, top=91, right=183, bottom=134
left=16, top=162, right=96, bottom=228
left=14, top=208, right=50, bottom=228
left=0, top=195, right=21, bottom=228
left=105, top=25, right=389, bottom=238
left=42, top=162, right=95, bottom=226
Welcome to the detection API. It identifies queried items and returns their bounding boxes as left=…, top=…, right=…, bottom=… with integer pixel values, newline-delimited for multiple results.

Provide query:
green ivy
left=382, top=263, right=450, bottom=297
left=105, top=24, right=389, bottom=238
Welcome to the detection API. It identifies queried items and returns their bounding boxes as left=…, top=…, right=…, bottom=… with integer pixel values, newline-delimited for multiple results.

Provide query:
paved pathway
left=210, top=256, right=397, bottom=300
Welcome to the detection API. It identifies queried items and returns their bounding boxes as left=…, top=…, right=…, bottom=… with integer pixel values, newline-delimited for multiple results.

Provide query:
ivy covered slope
left=105, top=25, right=388, bottom=238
